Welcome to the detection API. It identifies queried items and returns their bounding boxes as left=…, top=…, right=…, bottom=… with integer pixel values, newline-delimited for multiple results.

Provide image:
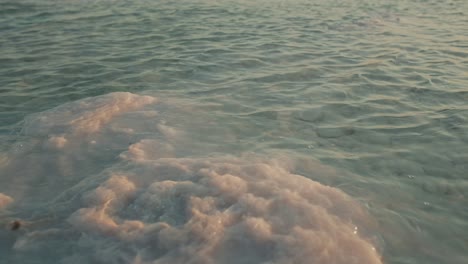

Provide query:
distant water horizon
left=1, top=0, right=467, bottom=263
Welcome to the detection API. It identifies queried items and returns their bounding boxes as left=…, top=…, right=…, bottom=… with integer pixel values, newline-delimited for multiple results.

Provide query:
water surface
left=1, top=0, right=468, bottom=263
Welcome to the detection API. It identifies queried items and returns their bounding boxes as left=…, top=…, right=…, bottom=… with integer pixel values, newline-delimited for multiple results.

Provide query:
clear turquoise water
left=1, top=0, right=467, bottom=263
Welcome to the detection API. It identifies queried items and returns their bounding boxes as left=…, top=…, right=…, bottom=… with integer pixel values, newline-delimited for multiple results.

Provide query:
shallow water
left=1, top=0, right=467, bottom=263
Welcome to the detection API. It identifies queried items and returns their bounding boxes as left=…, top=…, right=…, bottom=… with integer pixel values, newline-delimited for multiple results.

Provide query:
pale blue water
left=1, top=0, right=467, bottom=263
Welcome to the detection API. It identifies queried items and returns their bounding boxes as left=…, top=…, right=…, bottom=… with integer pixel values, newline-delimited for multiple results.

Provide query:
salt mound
left=1, top=92, right=381, bottom=264
left=64, top=145, right=382, bottom=263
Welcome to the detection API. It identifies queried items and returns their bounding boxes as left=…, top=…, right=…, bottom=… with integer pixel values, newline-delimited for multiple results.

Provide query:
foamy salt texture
left=2, top=93, right=382, bottom=263
left=0, top=193, right=13, bottom=209
left=65, top=148, right=382, bottom=263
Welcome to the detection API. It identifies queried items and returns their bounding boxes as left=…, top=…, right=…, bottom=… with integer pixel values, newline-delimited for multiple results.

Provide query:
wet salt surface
left=1, top=0, right=468, bottom=263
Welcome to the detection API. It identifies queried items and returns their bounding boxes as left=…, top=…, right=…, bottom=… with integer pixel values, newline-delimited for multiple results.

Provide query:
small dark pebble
left=11, top=220, right=21, bottom=231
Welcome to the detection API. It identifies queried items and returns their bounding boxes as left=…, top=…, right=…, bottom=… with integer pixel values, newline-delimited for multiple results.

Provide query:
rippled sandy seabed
left=0, top=0, right=467, bottom=263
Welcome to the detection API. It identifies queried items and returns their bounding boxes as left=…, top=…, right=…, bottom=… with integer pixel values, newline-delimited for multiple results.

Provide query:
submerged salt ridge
left=1, top=93, right=381, bottom=264
left=0, top=193, right=13, bottom=209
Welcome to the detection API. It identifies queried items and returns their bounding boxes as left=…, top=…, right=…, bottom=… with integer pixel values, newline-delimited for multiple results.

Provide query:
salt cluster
left=0, top=93, right=382, bottom=264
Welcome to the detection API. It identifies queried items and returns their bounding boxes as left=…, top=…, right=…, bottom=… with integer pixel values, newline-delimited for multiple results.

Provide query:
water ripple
left=1, top=0, right=468, bottom=263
